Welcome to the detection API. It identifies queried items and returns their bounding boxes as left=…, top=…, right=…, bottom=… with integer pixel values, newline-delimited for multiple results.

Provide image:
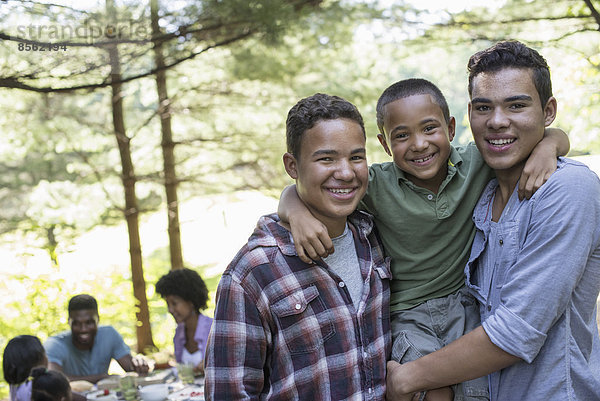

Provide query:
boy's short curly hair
left=155, top=268, right=209, bottom=312
left=286, top=93, right=365, bottom=159
left=376, top=78, right=451, bottom=133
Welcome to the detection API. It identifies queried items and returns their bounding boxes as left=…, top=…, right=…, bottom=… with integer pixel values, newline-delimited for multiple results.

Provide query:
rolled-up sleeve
left=483, top=164, right=600, bottom=363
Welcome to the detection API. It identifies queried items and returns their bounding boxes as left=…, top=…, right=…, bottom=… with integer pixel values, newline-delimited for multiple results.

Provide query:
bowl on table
left=138, top=383, right=170, bottom=401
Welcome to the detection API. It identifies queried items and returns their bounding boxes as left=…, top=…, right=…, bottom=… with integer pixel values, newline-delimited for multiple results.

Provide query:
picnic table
left=77, top=369, right=205, bottom=401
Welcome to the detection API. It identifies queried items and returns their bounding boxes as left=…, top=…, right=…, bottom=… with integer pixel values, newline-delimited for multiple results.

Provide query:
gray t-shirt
left=323, top=224, right=363, bottom=309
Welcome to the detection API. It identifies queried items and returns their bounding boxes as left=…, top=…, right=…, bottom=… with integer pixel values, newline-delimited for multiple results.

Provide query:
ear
left=447, top=116, right=456, bottom=142
left=377, top=133, right=392, bottom=157
left=543, top=96, right=557, bottom=127
left=283, top=152, right=299, bottom=180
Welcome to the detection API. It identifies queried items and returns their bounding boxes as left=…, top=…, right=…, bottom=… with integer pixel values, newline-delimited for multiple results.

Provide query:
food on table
left=70, top=380, right=94, bottom=393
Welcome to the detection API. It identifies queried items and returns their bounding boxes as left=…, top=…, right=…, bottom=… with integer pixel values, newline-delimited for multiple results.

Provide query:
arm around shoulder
left=278, top=184, right=332, bottom=263
left=518, top=127, right=570, bottom=199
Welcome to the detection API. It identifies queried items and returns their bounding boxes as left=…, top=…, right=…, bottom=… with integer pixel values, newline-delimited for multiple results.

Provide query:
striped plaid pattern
left=205, top=212, right=391, bottom=400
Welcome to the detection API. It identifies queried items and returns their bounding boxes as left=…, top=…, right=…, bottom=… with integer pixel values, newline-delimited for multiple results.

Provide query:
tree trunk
left=106, top=0, right=155, bottom=353
left=150, top=0, right=184, bottom=271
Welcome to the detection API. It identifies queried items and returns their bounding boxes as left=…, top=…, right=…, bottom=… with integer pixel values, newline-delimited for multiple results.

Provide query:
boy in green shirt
left=278, top=78, right=569, bottom=400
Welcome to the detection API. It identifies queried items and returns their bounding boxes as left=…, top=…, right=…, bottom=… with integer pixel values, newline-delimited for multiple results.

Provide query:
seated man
left=204, top=93, right=392, bottom=400
left=45, top=294, right=148, bottom=383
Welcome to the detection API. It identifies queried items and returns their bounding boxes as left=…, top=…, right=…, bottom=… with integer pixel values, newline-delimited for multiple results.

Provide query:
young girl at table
left=155, top=268, right=212, bottom=374
left=3, top=335, right=47, bottom=401
left=30, top=367, right=72, bottom=401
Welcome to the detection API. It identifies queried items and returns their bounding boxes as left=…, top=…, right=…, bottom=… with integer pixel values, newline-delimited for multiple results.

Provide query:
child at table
left=3, top=335, right=47, bottom=401
left=30, top=367, right=72, bottom=401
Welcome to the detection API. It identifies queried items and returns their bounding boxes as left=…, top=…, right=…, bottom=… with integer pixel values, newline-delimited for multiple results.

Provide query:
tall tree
left=150, top=0, right=184, bottom=271
left=106, top=0, right=154, bottom=352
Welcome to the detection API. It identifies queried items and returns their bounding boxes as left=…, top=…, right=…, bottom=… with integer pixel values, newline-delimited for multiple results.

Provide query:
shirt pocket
left=271, top=285, right=336, bottom=355
left=494, top=221, right=520, bottom=288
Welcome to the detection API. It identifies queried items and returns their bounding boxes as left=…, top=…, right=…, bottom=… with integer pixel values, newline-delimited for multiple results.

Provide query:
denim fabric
left=391, top=286, right=489, bottom=400
left=466, top=158, right=600, bottom=400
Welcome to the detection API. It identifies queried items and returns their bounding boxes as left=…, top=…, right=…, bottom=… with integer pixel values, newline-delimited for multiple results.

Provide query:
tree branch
left=583, top=0, right=600, bottom=30
left=0, top=30, right=255, bottom=92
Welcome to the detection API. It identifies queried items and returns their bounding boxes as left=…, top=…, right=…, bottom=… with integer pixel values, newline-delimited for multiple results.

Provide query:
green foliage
left=1, top=1, right=600, bottom=396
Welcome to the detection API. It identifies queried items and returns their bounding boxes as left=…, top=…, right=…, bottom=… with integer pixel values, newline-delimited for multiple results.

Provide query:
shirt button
left=368, top=388, right=373, bottom=394
left=295, top=303, right=302, bottom=310
left=363, top=351, right=368, bottom=358
left=338, top=281, right=345, bottom=288
left=487, top=304, right=492, bottom=311
left=499, top=239, right=504, bottom=245
left=427, top=194, right=434, bottom=200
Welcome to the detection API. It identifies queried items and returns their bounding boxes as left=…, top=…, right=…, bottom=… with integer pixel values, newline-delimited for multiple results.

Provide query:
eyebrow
left=390, top=118, right=439, bottom=134
left=311, top=148, right=366, bottom=157
left=471, top=95, right=533, bottom=103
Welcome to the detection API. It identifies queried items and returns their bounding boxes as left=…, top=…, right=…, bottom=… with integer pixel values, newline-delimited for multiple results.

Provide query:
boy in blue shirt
left=279, top=79, right=568, bottom=400
left=386, top=40, right=600, bottom=401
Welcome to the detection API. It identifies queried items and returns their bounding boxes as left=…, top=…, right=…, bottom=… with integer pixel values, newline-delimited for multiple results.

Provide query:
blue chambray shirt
left=465, top=158, right=600, bottom=400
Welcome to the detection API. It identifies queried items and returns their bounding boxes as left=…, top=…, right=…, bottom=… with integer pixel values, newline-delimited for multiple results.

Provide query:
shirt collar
left=249, top=212, right=374, bottom=257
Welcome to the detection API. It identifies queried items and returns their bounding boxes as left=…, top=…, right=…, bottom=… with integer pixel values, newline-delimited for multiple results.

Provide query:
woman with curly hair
left=155, top=268, right=212, bottom=374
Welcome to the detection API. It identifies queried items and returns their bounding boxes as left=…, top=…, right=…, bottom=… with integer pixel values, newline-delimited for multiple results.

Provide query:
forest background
left=1, top=0, right=600, bottom=396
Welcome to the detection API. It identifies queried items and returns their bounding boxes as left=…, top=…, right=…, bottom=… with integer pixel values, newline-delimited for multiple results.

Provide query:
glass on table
left=177, top=363, right=195, bottom=385
left=119, top=374, right=138, bottom=401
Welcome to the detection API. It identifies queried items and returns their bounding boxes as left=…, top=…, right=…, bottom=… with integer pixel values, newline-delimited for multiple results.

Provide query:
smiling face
left=377, top=94, right=455, bottom=193
left=69, top=309, right=99, bottom=350
left=469, top=67, right=557, bottom=183
left=164, top=294, right=197, bottom=325
left=284, top=118, right=367, bottom=238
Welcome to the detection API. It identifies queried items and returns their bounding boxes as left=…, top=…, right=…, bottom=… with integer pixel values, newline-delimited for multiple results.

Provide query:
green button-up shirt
left=360, top=143, right=493, bottom=311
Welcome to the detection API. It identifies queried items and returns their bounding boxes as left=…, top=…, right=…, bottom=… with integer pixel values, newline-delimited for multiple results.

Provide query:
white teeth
left=330, top=188, right=352, bottom=194
left=414, top=154, right=433, bottom=163
left=488, top=138, right=515, bottom=145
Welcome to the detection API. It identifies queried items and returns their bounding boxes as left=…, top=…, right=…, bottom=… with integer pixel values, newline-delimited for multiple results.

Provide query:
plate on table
left=96, top=376, right=120, bottom=391
left=167, top=386, right=204, bottom=401
left=86, top=389, right=118, bottom=401
left=137, top=369, right=176, bottom=387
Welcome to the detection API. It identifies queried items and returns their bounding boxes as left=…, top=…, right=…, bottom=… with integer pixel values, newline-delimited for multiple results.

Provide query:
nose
left=411, top=133, right=429, bottom=152
left=488, top=108, right=509, bottom=130
left=333, top=159, right=355, bottom=181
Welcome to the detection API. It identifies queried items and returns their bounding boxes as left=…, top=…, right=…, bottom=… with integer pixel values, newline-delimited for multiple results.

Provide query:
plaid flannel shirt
left=205, top=212, right=391, bottom=400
